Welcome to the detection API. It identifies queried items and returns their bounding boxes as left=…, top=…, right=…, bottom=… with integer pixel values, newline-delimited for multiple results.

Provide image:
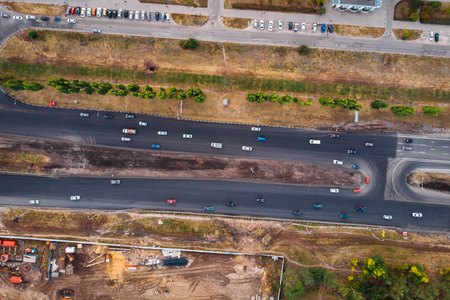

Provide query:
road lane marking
left=419, top=152, right=426, bottom=153
left=443, top=146, right=449, bottom=148
left=420, top=144, right=426, bottom=146
left=443, top=153, right=449, bottom=155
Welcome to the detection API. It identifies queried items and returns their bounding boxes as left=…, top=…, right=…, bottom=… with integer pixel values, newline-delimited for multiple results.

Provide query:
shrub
left=317, top=6, right=326, bottom=15
left=269, top=93, right=281, bottom=103
left=28, top=31, right=38, bottom=40
left=370, top=100, right=390, bottom=109
left=298, top=45, right=310, bottom=56
left=402, top=30, right=410, bottom=40
left=409, top=12, right=419, bottom=21
left=246, top=92, right=256, bottom=103
left=83, top=87, right=95, bottom=95
left=175, top=89, right=187, bottom=100
left=194, top=93, right=206, bottom=103
left=180, top=38, right=198, bottom=50
left=167, top=87, right=178, bottom=99
left=411, top=0, right=421, bottom=11
left=304, top=98, right=313, bottom=106
left=126, top=84, right=139, bottom=92
left=157, top=87, right=168, bottom=100
left=391, top=105, right=415, bottom=116
left=109, top=89, right=128, bottom=97
left=316, top=0, right=327, bottom=5
left=114, top=84, right=126, bottom=90
left=5, top=79, right=24, bottom=91
left=0, top=73, right=14, bottom=84
left=422, top=106, right=444, bottom=116
left=143, top=85, right=153, bottom=92
left=23, top=81, right=44, bottom=91
left=187, top=88, right=203, bottom=98
left=429, top=1, right=442, bottom=8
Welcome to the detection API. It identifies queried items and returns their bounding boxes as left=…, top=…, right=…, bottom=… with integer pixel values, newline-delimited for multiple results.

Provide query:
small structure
left=163, top=257, right=188, bottom=267
left=65, top=246, right=76, bottom=254
left=3, top=240, right=17, bottom=247
left=58, top=257, right=65, bottom=272
left=10, top=276, right=23, bottom=284
left=332, top=0, right=381, bottom=13
left=23, top=255, right=38, bottom=263
left=1, top=254, right=9, bottom=263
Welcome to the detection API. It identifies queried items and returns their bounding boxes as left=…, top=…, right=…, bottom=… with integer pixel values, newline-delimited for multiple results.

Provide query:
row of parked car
left=254, top=20, right=333, bottom=33
left=67, top=6, right=170, bottom=22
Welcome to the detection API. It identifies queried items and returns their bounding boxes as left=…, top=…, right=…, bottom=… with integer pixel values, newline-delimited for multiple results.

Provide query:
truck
left=122, top=129, right=136, bottom=134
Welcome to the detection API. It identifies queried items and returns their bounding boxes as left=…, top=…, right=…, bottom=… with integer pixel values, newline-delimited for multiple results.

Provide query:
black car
left=40, top=16, right=49, bottom=21
left=113, top=10, right=118, bottom=18
left=54, top=17, right=61, bottom=21
left=107, top=10, right=112, bottom=18
left=403, top=139, right=413, bottom=143
left=104, top=114, right=113, bottom=119
left=328, top=24, right=334, bottom=33
left=75, top=7, right=81, bottom=15
left=226, top=201, right=236, bottom=207
left=155, top=12, right=159, bottom=21
left=293, top=210, right=302, bottom=216
left=435, top=33, right=439, bottom=42
left=355, top=206, right=366, bottom=212
left=123, top=10, right=129, bottom=19
left=289, top=22, right=293, bottom=30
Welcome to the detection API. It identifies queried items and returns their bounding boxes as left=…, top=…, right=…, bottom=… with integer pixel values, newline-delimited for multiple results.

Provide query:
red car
left=330, top=133, right=340, bottom=138
left=353, top=188, right=361, bottom=193
left=167, top=199, right=176, bottom=204
left=70, top=7, right=75, bottom=14
left=365, top=176, right=370, bottom=184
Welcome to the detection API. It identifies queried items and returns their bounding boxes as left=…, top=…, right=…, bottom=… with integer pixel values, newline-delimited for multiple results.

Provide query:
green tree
left=317, top=6, right=326, bottom=15
left=389, top=276, right=409, bottom=299
left=298, top=45, right=310, bottom=56
left=283, top=269, right=305, bottom=299
left=187, top=88, right=202, bottom=98
left=430, top=1, right=442, bottom=8
left=282, top=94, right=294, bottom=103
left=316, top=0, right=327, bottom=5
left=255, top=92, right=267, bottom=103
left=28, top=31, right=38, bottom=40
left=167, top=87, right=178, bottom=99
left=126, top=84, right=139, bottom=92
left=23, top=81, right=44, bottom=91
left=323, top=271, right=340, bottom=290
left=114, top=84, right=126, bottom=90
left=246, top=92, right=256, bottom=103
left=5, top=79, right=24, bottom=91
left=422, top=106, right=445, bottom=116
left=157, top=87, right=168, bottom=100
left=363, top=254, right=388, bottom=280
left=391, top=106, right=415, bottom=116
left=409, top=12, right=419, bottom=21
left=83, top=87, right=95, bottom=95
left=143, top=85, right=153, bottom=91
left=181, top=38, right=198, bottom=50
left=175, top=89, right=187, bottom=100
left=268, top=93, right=281, bottom=103
left=194, top=93, right=206, bottom=103
left=411, top=0, right=421, bottom=11
left=319, top=97, right=334, bottom=107
left=371, top=100, right=390, bottom=109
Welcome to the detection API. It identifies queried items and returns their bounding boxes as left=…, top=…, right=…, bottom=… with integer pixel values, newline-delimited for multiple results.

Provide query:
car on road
left=333, top=160, right=343, bottom=165
left=350, top=164, right=360, bottom=170
left=260, top=20, right=264, bottom=30
left=167, top=199, right=176, bottom=204
left=340, top=213, right=349, bottom=219
left=251, top=127, right=261, bottom=131
left=242, top=146, right=252, bottom=151
left=268, top=21, right=273, bottom=32
left=121, top=137, right=131, bottom=142
left=13, top=16, right=23, bottom=21
left=166, top=13, right=170, bottom=22
left=430, top=32, right=434, bottom=41
left=365, top=176, right=370, bottom=184
left=365, top=142, right=373, bottom=147
left=293, top=210, right=302, bottom=216
left=30, top=200, right=39, bottom=205
left=309, top=139, right=321, bottom=145
left=137, top=122, right=147, bottom=127
left=158, top=131, right=168, bottom=136
left=97, top=7, right=102, bottom=17
left=294, top=23, right=299, bottom=32
left=1, top=13, right=10, bottom=18
left=313, top=203, right=323, bottom=209
left=328, top=24, right=334, bottom=33
left=183, top=134, right=193, bottom=139
left=347, top=149, right=357, bottom=154
left=152, top=144, right=161, bottom=149
left=330, top=188, right=339, bottom=193
left=26, top=15, right=37, bottom=20
left=435, top=33, right=439, bottom=42
left=80, top=112, right=89, bottom=117
left=383, top=215, right=392, bottom=220
left=257, top=136, right=266, bottom=141
left=301, top=22, right=306, bottom=31
left=155, top=12, right=159, bottom=21
left=226, top=201, right=236, bottom=207
left=125, top=114, right=135, bottom=119
left=204, top=206, right=214, bottom=211
left=67, top=19, right=76, bottom=23
left=254, top=20, right=258, bottom=28
left=278, top=20, right=283, bottom=30
left=312, top=23, right=317, bottom=32
left=330, top=133, right=340, bottom=138
left=54, top=17, right=61, bottom=21
left=402, top=146, right=412, bottom=151
left=355, top=205, right=366, bottom=212
left=70, top=195, right=81, bottom=201
left=110, top=179, right=121, bottom=185
left=256, top=198, right=264, bottom=203
left=353, top=188, right=361, bottom=193
left=321, top=24, right=326, bottom=33
left=81, top=7, right=86, bottom=17
left=104, top=114, right=112, bottom=119
left=40, top=16, right=49, bottom=21
left=289, top=22, right=293, bottom=30
left=412, top=212, right=422, bottom=218
left=92, top=29, right=102, bottom=33
left=403, top=138, right=413, bottom=143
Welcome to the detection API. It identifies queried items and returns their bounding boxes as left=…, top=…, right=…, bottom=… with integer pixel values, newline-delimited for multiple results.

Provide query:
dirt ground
left=171, top=14, right=208, bottom=26
left=0, top=2, right=67, bottom=16
left=0, top=135, right=362, bottom=186
left=407, top=171, right=450, bottom=193
left=333, top=25, right=385, bottom=38
left=393, top=29, right=423, bottom=40
left=221, top=17, right=251, bottom=29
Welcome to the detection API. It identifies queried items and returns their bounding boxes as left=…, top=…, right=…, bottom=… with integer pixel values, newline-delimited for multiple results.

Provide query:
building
left=332, top=0, right=382, bottom=13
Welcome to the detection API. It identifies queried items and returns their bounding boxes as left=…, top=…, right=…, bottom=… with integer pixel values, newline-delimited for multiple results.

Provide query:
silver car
left=70, top=195, right=81, bottom=201
left=97, top=7, right=102, bottom=17
left=254, top=20, right=258, bottom=28
left=129, top=11, right=134, bottom=20
left=183, top=134, right=193, bottom=139
left=312, top=23, right=317, bottom=32
left=294, top=23, right=299, bottom=32
left=118, top=9, right=122, bottom=18
left=242, top=146, right=252, bottom=151
left=135, top=10, right=140, bottom=20
left=260, top=20, right=264, bottom=30
left=141, top=11, right=145, bottom=19
left=158, top=131, right=168, bottom=136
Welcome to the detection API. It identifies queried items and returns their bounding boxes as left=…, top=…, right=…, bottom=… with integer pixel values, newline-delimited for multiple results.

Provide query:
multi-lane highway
left=0, top=88, right=449, bottom=230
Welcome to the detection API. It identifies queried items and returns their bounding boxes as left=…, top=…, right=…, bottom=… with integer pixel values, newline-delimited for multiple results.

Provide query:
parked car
left=412, top=212, right=422, bottom=218
left=293, top=210, right=302, bottom=216
left=403, top=139, right=413, bottom=143
left=312, top=23, right=317, bottom=32
left=289, top=22, right=293, bottom=30
left=30, top=200, right=39, bottom=205
left=103, top=8, right=107, bottom=16
left=158, top=131, right=168, bottom=136
left=1, top=13, right=10, bottom=18
left=355, top=205, right=366, bottom=212
left=226, top=201, right=236, bottom=207
left=139, top=121, right=148, bottom=126
left=347, top=149, right=357, bottom=154
left=92, top=28, right=102, bottom=33
left=70, top=7, right=76, bottom=14
left=330, top=133, right=340, bottom=138
left=161, top=12, right=165, bottom=21
left=313, top=203, right=323, bottom=209
left=129, top=11, right=134, bottom=20
left=166, top=13, right=170, bottom=22
left=242, top=146, right=252, bottom=151
left=383, top=215, right=392, bottom=220
left=123, top=10, right=129, bottom=18
left=294, top=23, right=299, bottom=32
left=81, top=7, right=86, bottom=17
left=146, top=11, right=151, bottom=21
left=118, top=9, right=122, bottom=18
left=80, top=112, right=89, bottom=117
left=257, top=136, right=266, bottom=141
left=350, top=164, right=360, bottom=169
left=333, top=160, right=343, bottom=165
left=70, top=195, right=81, bottom=201
left=340, top=213, right=349, bottom=219
left=152, top=144, right=161, bottom=149
left=92, top=7, right=96, bottom=16
left=54, top=17, right=61, bottom=21
left=278, top=20, right=282, bottom=30
left=97, top=7, right=102, bottom=17
left=67, top=19, right=77, bottom=23
left=26, top=15, right=37, bottom=20
left=353, top=188, right=361, bottom=193
left=141, top=11, right=145, bottom=20
left=330, top=188, right=339, bottom=193
left=321, top=23, right=326, bottom=33
left=365, top=142, right=373, bottom=147
left=40, top=16, right=49, bottom=21
left=254, top=20, right=258, bottom=28
left=328, top=24, right=334, bottom=33
left=110, top=179, right=121, bottom=185
left=268, top=20, right=273, bottom=32
left=183, top=134, right=193, bottom=139
left=301, top=22, right=306, bottom=31
left=121, top=137, right=131, bottom=142
left=204, top=206, right=214, bottom=211
left=75, top=7, right=81, bottom=15
left=260, top=20, right=264, bottom=30
left=167, top=199, right=176, bottom=204
left=104, top=114, right=112, bottom=119
left=107, top=10, right=112, bottom=18
left=155, top=12, right=159, bottom=21
left=135, top=10, right=140, bottom=20
left=256, top=198, right=264, bottom=203
left=251, top=127, right=261, bottom=131
left=365, top=176, right=370, bottom=184
left=429, top=31, right=434, bottom=41
left=402, top=146, right=412, bottom=151
left=435, top=33, right=439, bottom=42
left=87, top=8, right=91, bottom=17
left=125, top=114, right=135, bottom=119
left=113, top=10, right=118, bottom=18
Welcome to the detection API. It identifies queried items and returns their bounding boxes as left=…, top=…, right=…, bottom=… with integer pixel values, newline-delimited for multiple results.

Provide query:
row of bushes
left=45, top=78, right=207, bottom=103
left=318, top=97, right=363, bottom=111
left=4, top=79, right=44, bottom=91
left=371, top=100, right=445, bottom=116
left=246, top=92, right=313, bottom=106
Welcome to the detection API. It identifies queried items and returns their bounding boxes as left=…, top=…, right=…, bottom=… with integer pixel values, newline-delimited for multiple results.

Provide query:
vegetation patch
left=393, top=29, right=423, bottom=40
left=139, top=0, right=208, bottom=7
left=333, top=25, right=385, bottom=38
left=407, top=172, right=450, bottom=192
left=0, top=2, right=67, bottom=16
left=171, top=14, right=208, bottom=26
left=0, top=151, right=50, bottom=174
left=221, top=17, right=251, bottom=29
left=225, top=0, right=318, bottom=13
left=420, top=1, right=450, bottom=25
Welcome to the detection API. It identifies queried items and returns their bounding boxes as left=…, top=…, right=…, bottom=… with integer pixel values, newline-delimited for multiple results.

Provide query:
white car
left=330, top=188, right=339, bottom=193
left=260, top=20, right=264, bottom=30
left=254, top=20, right=258, bottom=28
left=294, top=23, right=299, bottom=32
left=412, top=212, right=422, bottom=218
left=139, top=121, right=148, bottom=126
left=365, top=142, right=373, bottom=147
left=118, top=9, right=123, bottom=18
left=70, top=195, right=81, bottom=201
left=97, top=7, right=102, bottom=17
left=92, top=28, right=101, bottom=33
left=429, top=32, right=434, bottom=41
left=26, top=15, right=36, bottom=20
left=251, top=127, right=261, bottom=131
left=301, top=22, right=306, bottom=31
left=135, top=10, right=140, bottom=20
left=278, top=20, right=282, bottom=30
left=81, top=7, right=86, bottom=17
left=129, top=11, right=134, bottom=20
left=30, top=200, right=39, bottom=205
left=383, top=215, right=392, bottom=220
left=141, top=11, right=145, bottom=20
left=166, top=13, right=170, bottom=23
left=312, top=23, right=317, bottom=33
left=333, top=160, right=343, bottom=165
left=121, top=137, right=131, bottom=142
left=183, top=134, right=193, bottom=139
left=80, top=112, right=89, bottom=117
left=13, top=16, right=23, bottom=21
left=67, top=19, right=76, bottom=23
left=87, top=8, right=91, bottom=17
left=158, top=131, right=168, bottom=136
left=242, top=146, right=252, bottom=151
left=268, top=20, right=273, bottom=32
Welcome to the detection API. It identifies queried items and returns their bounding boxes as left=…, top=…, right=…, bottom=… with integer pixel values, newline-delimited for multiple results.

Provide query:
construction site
left=0, top=236, right=280, bottom=299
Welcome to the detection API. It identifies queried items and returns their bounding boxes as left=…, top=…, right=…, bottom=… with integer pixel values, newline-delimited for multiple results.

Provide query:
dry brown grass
left=221, top=17, right=251, bottom=29
left=334, top=25, right=385, bottom=38
left=0, top=2, right=67, bottom=16
left=0, top=150, right=50, bottom=174
left=139, top=0, right=208, bottom=7
left=171, top=13, right=208, bottom=26
left=393, top=29, right=423, bottom=41
left=224, top=0, right=318, bottom=13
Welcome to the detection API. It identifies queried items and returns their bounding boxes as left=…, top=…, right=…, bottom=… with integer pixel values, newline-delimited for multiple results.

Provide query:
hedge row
left=318, top=97, right=363, bottom=111
left=4, top=79, right=44, bottom=91
left=245, top=92, right=313, bottom=106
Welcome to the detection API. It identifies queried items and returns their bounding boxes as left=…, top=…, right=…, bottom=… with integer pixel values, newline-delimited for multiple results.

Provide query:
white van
left=309, top=139, right=321, bottom=145
left=211, top=142, right=222, bottom=149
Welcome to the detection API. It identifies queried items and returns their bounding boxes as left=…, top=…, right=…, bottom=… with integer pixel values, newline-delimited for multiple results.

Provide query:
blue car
left=152, top=144, right=160, bottom=149
left=54, top=17, right=61, bottom=21
left=257, top=136, right=266, bottom=141
left=204, top=206, right=214, bottom=211
left=350, top=164, right=360, bottom=170
left=321, top=24, right=326, bottom=33
left=347, top=149, right=357, bottom=154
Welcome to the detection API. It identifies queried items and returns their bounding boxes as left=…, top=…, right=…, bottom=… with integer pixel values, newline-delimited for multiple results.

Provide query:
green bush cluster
left=422, top=106, right=445, bottom=116
left=246, top=92, right=313, bottom=106
left=318, top=97, right=363, bottom=111
left=180, top=38, right=198, bottom=50
left=391, top=105, right=415, bottom=116
left=4, top=79, right=44, bottom=91
left=370, top=100, right=391, bottom=109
